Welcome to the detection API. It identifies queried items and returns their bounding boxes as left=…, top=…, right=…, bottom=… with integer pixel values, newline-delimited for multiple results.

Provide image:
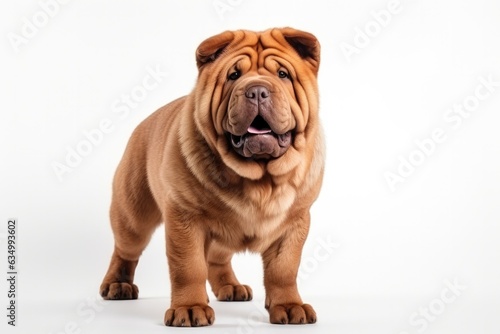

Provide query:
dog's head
left=193, top=27, right=320, bottom=179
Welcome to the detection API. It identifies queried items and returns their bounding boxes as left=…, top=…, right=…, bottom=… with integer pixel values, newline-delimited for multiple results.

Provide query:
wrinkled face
left=193, top=28, right=320, bottom=177
left=224, top=66, right=295, bottom=159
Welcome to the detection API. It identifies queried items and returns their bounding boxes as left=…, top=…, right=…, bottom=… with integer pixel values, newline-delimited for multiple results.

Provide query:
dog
left=99, top=27, right=324, bottom=326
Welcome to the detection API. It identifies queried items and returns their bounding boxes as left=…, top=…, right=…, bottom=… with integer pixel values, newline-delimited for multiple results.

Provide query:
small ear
left=281, top=28, right=320, bottom=70
left=196, top=31, right=235, bottom=69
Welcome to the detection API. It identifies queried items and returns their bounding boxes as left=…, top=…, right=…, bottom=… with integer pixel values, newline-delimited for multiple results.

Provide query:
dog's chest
left=217, top=181, right=296, bottom=251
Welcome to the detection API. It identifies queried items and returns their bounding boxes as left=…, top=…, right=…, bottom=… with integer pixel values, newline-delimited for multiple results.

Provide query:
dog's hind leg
left=207, top=244, right=253, bottom=302
left=99, top=128, right=162, bottom=300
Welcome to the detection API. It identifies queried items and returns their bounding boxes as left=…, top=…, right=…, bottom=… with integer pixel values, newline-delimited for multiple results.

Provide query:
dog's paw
left=216, top=284, right=253, bottom=301
left=268, top=303, right=317, bottom=324
left=164, top=304, right=215, bottom=327
left=100, top=282, right=139, bottom=300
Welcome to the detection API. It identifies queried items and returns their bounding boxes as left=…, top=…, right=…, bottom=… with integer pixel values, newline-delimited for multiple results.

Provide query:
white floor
left=6, top=294, right=499, bottom=334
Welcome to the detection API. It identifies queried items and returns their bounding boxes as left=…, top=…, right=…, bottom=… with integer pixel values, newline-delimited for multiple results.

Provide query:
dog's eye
left=228, top=70, right=241, bottom=81
left=278, top=70, right=289, bottom=79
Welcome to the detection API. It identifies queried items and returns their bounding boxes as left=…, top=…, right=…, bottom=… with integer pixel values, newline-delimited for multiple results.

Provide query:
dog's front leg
left=262, top=211, right=317, bottom=325
left=163, top=219, right=214, bottom=327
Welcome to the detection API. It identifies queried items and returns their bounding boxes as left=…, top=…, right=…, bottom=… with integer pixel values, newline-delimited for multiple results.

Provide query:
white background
left=2, top=0, right=500, bottom=333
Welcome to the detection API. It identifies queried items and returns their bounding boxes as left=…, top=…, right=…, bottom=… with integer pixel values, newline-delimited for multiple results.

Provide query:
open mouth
left=228, top=115, right=292, bottom=158
left=247, top=115, right=272, bottom=135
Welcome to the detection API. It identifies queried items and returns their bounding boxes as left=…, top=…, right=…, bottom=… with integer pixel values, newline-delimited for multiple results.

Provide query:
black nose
left=245, top=85, right=270, bottom=102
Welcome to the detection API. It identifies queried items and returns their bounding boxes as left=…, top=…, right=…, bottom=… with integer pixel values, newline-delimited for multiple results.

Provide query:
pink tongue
left=247, top=126, right=272, bottom=134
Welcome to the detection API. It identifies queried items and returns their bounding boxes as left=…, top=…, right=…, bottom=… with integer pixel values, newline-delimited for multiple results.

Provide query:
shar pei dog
left=100, top=27, right=324, bottom=326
